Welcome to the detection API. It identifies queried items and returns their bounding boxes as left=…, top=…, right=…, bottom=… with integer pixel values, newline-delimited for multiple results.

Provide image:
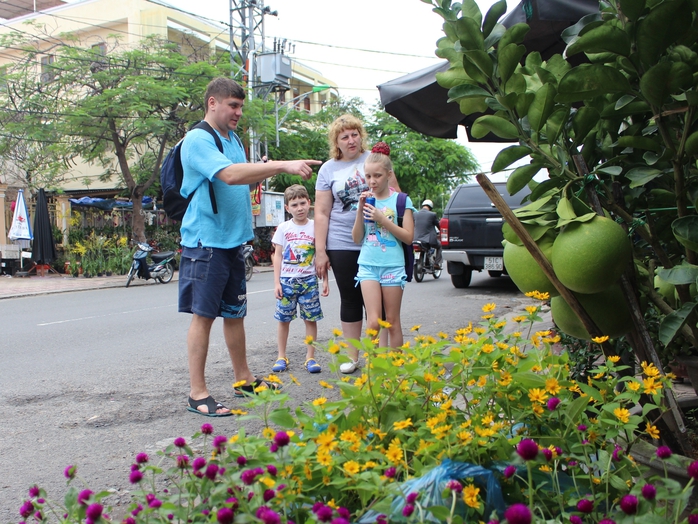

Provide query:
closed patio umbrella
left=377, top=0, right=598, bottom=141
left=31, top=188, right=57, bottom=276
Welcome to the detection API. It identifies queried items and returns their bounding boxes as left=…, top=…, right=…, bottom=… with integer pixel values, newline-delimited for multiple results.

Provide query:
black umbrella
left=31, top=188, right=57, bottom=275
left=377, top=0, right=599, bottom=141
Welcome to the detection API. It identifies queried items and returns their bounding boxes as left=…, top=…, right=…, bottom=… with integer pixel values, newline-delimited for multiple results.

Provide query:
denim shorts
left=178, top=245, right=247, bottom=319
left=274, top=275, right=324, bottom=323
left=355, top=264, right=407, bottom=289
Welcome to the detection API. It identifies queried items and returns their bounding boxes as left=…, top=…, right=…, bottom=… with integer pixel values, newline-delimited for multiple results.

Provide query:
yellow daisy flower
left=591, top=335, right=609, bottom=343
left=614, top=407, right=630, bottom=423
left=331, top=328, right=343, bottom=337
left=645, top=423, right=660, bottom=439
left=312, top=397, right=328, bottom=406
left=393, top=418, right=412, bottom=430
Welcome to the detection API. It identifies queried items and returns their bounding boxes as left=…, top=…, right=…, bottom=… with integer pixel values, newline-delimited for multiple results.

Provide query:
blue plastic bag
left=358, top=459, right=507, bottom=523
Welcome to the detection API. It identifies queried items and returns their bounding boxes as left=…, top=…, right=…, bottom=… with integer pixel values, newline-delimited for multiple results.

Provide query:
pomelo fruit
left=503, top=238, right=559, bottom=297
left=551, top=216, right=631, bottom=294
left=551, top=285, right=633, bottom=340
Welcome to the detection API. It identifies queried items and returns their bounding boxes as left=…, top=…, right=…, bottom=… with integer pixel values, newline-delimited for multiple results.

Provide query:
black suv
left=439, top=182, right=531, bottom=288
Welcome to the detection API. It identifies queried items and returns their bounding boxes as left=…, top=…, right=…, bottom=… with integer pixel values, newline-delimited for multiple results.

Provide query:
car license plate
left=484, top=257, right=503, bottom=271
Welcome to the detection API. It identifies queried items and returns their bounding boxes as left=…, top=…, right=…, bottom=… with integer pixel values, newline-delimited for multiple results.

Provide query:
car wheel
left=413, top=258, right=425, bottom=282
left=451, top=268, right=472, bottom=288
left=488, top=270, right=503, bottom=277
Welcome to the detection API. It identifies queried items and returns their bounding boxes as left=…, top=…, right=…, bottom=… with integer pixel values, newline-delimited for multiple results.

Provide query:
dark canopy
left=31, top=188, right=56, bottom=265
left=377, top=0, right=599, bottom=141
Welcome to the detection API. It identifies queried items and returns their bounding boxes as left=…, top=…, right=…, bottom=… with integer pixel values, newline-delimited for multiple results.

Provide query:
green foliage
left=429, top=0, right=698, bottom=357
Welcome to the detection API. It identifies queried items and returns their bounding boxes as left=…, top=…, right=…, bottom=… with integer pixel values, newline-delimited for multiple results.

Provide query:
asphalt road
left=0, top=268, right=532, bottom=521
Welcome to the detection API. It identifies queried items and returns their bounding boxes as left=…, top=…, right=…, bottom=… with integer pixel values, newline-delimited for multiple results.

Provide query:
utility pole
left=229, top=0, right=278, bottom=165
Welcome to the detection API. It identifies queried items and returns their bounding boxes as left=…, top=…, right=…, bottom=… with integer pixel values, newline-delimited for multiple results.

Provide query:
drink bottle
left=364, top=196, right=376, bottom=223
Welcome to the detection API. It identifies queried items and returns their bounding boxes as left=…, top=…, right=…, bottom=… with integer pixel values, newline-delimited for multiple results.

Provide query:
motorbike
left=412, top=241, right=442, bottom=282
left=243, top=243, right=254, bottom=281
left=125, top=242, right=176, bottom=287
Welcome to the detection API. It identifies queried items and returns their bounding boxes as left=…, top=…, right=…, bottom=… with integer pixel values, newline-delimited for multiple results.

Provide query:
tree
left=0, top=27, right=231, bottom=242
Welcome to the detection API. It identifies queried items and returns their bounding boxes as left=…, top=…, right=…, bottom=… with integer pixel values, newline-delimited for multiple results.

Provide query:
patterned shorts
left=274, top=275, right=324, bottom=323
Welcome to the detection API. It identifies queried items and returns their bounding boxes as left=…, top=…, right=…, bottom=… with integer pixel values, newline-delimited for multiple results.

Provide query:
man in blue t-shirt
left=179, top=77, right=321, bottom=417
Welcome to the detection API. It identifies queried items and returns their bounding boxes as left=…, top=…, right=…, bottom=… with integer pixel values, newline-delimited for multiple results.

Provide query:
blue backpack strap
left=397, top=192, right=406, bottom=226
left=396, top=192, right=414, bottom=282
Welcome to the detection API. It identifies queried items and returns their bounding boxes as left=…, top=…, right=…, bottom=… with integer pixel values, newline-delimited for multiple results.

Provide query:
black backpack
left=160, top=121, right=223, bottom=221
left=396, top=192, right=415, bottom=282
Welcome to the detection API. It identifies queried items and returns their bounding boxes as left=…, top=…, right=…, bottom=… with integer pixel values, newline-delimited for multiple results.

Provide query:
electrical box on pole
left=258, top=53, right=291, bottom=86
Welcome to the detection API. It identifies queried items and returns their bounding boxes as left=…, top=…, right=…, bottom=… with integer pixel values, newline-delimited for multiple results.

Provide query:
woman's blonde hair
left=328, top=114, right=368, bottom=160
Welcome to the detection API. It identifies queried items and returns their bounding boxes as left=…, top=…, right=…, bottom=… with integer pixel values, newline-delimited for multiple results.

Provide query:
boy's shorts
left=275, top=275, right=324, bottom=323
left=178, top=245, right=247, bottom=319
left=355, top=264, right=407, bottom=289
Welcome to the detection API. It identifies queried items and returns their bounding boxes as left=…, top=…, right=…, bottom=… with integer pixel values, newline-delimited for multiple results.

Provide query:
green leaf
left=471, top=115, right=519, bottom=139
left=484, top=23, right=506, bottom=49
left=619, top=0, right=646, bottom=21
left=455, top=17, right=485, bottom=51
left=269, top=409, right=296, bottom=428
left=462, top=54, right=489, bottom=83
left=482, top=0, right=507, bottom=38
left=492, top=145, right=532, bottom=172
left=528, top=83, right=557, bottom=133
left=426, top=506, right=452, bottom=521
left=685, top=131, right=698, bottom=157
left=464, top=50, right=493, bottom=79
left=447, top=84, right=491, bottom=101
left=672, top=216, right=698, bottom=252
left=499, top=23, right=530, bottom=49
left=640, top=62, right=694, bottom=107
left=617, top=136, right=662, bottom=152
left=512, top=371, right=547, bottom=389
left=556, top=196, right=576, bottom=220
left=503, top=222, right=551, bottom=244
left=625, top=166, right=663, bottom=188
left=498, top=43, right=526, bottom=84
left=515, top=92, right=535, bottom=116
left=507, top=164, right=542, bottom=195
left=615, top=94, right=636, bottom=110
left=595, top=166, right=623, bottom=177
left=435, top=66, right=473, bottom=89
left=659, top=302, right=698, bottom=346
left=636, top=0, right=692, bottom=67
left=557, top=64, right=632, bottom=103
left=565, top=394, right=590, bottom=424
left=567, top=24, right=631, bottom=57
left=459, top=96, right=489, bottom=115
left=572, top=107, right=600, bottom=146
left=505, top=73, right=526, bottom=95
left=545, top=107, right=569, bottom=144
left=460, top=0, right=483, bottom=27
left=657, top=264, right=698, bottom=285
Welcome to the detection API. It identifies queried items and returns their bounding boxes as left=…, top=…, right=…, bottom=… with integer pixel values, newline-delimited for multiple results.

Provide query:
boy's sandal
left=305, top=359, right=321, bottom=373
left=234, top=378, right=282, bottom=398
left=187, top=395, right=232, bottom=417
left=271, top=357, right=289, bottom=372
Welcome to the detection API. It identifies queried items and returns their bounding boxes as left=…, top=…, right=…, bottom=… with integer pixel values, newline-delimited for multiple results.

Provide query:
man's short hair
left=284, top=184, right=310, bottom=205
left=204, top=78, right=245, bottom=113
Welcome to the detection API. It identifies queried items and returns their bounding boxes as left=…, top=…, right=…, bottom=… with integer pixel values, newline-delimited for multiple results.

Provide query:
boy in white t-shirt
left=271, top=185, right=329, bottom=373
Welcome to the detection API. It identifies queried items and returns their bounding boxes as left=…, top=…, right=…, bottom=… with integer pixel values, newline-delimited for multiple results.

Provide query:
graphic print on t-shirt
left=365, top=205, right=397, bottom=252
left=282, top=229, right=315, bottom=275
left=336, top=168, right=369, bottom=211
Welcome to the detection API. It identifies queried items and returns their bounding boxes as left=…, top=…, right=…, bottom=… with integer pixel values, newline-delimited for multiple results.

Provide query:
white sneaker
left=339, top=359, right=360, bottom=374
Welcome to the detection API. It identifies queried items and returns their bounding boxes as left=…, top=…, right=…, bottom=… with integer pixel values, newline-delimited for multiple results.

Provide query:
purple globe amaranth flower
left=577, top=499, right=594, bottom=514
left=216, top=507, right=234, bottom=524
left=376, top=515, right=388, bottom=524
left=236, top=456, right=247, bottom=466
left=19, top=501, right=34, bottom=519
left=313, top=504, right=334, bottom=522
left=688, top=461, right=698, bottom=479
left=274, top=431, right=290, bottom=447
left=129, top=470, right=143, bottom=484
left=176, top=455, right=189, bottom=469
left=130, top=464, right=140, bottom=472
left=269, top=443, right=279, bottom=453
left=213, top=435, right=227, bottom=451
left=149, top=498, right=162, bottom=509
left=569, top=516, right=583, bottom=524
left=402, top=504, right=415, bottom=517
left=192, top=457, right=207, bottom=471
left=620, top=494, right=638, bottom=515
left=642, top=483, right=657, bottom=500
left=135, top=453, right=149, bottom=464
left=516, top=439, right=539, bottom=461
left=547, top=397, right=561, bottom=411
left=256, top=506, right=281, bottom=524
left=555, top=446, right=563, bottom=456
left=657, top=446, right=672, bottom=459
left=78, top=490, right=93, bottom=505
left=131, top=504, right=143, bottom=516
left=612, top=445, right=623, bottom=462
left=146, top=494, right=156, bottom=504
left=688, top=514, right=698, bottom=524
left=263, top=489, right=275, bottom=502
left=28, top=486, right=40, bottom=498
left=447, top=480, right=463, bottom=493
left=267, top=464, right=277, bottom=476
left=167, top=514, right=173, bottom=520
left=174, top=437, right=186, bottom=448
left=384, top=466, right=396, bottom=478
left=240, top=468, right=260, bottom=485
left=201, top=423, right=214, bottom=435
left=406, top=492, right=418, bottom=504
left=577, top=424, right=587, bottom=431
left=487, top=520, right=500, bottom=524
left=64, top=465, right=76, bottom=479
left=504, top=465, right=517, bottom=479
left=331, top=519, right=349, bottom=524
left=542, top=448, right=553, bottom=462
left=337, top=507, right=350, bottom=519
left=123, top=518, right=135, bottom=524
left=205, top=464, right=219, bottom=481
left=85, top=503, right=103, bottom=520
left=504, top=503, right=532, bottom=524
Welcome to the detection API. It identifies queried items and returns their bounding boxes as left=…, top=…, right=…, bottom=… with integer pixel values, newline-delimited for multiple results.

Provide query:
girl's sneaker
left=339, top=359, right=359, bottom=374
left=272, top=357, right=289, bottom=372
left=305, top=359, right=321, bottom=373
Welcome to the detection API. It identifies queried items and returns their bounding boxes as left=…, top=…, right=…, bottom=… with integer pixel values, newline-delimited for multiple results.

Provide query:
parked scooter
left=243, top=244, right=254, bottom=281
left=125, top=242, right=176, bottom=287
left=412, top=241, right=442, bottom=282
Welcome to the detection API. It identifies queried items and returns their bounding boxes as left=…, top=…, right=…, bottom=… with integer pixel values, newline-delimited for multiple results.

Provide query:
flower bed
left=17, top=297, right=698, bottom=523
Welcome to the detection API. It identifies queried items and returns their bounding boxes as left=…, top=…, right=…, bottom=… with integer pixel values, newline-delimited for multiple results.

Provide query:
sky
left=150, top=0, right=525, bottom=175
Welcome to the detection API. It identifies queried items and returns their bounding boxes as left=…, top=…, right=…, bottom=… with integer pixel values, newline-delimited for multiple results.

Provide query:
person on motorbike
left=413, top=199, right=442, bottom=270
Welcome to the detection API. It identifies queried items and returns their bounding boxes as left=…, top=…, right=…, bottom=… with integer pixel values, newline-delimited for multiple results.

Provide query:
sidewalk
left=0, top=264, right=274, bottom=299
